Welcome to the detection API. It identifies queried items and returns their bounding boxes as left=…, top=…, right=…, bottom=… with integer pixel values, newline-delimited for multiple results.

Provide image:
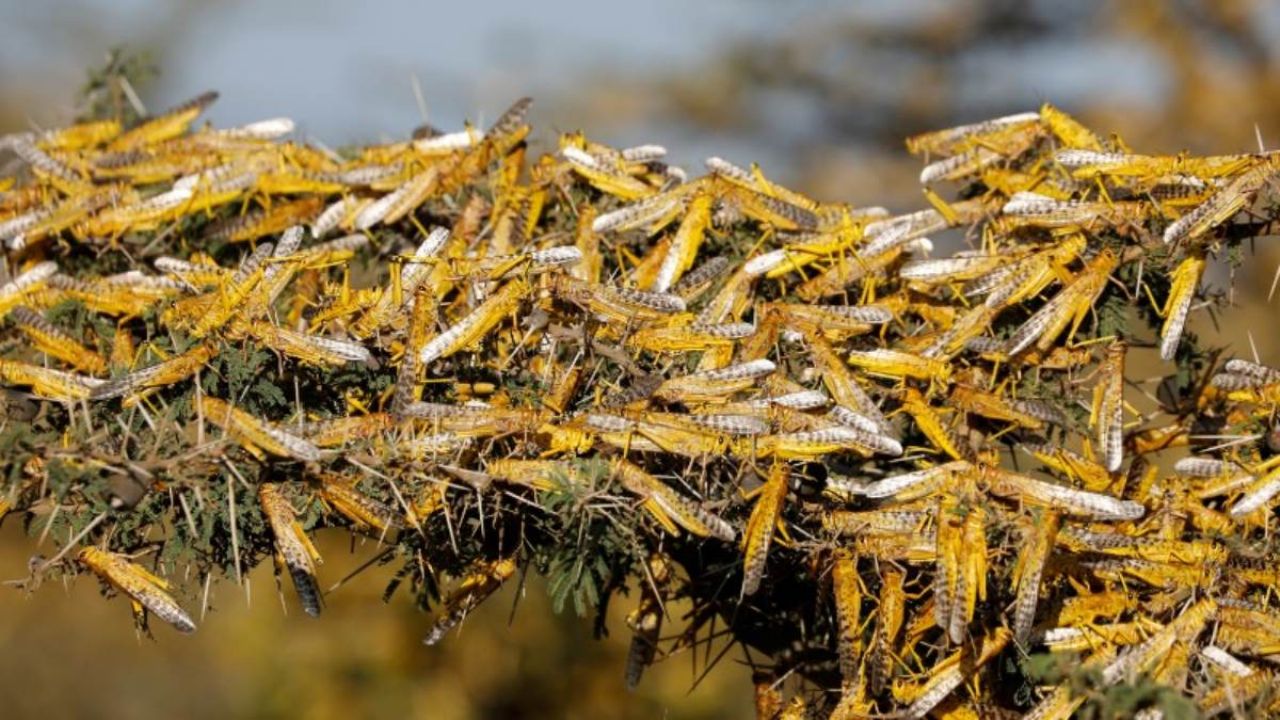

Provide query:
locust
left=258, top=484, right=324, bottom=617
left=741, top=463, right=788, bottom=596
left=612, top=459, right=734, bottom=541
left=625, top=552, right=671, bottom=690
left=78, top=547, right=196, bottom=633
left=422, top=557, right=517, bottom=646
left=198, top=396, right=321, bottom=462
left=1092, top=341, right=1126, bottom=473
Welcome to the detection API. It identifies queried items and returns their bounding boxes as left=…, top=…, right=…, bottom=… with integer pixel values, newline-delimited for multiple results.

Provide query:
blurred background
left=4, top=0, right=1280, bottom=717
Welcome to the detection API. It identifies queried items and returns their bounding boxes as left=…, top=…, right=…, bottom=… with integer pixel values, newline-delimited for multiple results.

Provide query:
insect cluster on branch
left=2, top=87, right=1280, bottom=718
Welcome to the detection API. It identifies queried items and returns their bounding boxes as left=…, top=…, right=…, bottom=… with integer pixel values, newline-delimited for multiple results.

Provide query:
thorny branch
left=1, top=58, right=1280, bottom=718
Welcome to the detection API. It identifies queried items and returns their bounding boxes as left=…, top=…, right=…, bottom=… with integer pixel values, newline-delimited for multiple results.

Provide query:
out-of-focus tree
left=562, top=0, right=1280, bottom=204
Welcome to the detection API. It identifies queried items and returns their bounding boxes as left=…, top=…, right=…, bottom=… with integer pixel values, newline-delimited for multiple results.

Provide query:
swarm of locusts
left=4, top=87, right=1280, bottom=717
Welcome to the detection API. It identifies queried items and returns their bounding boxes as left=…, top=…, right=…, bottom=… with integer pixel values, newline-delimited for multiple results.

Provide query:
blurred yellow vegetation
left=0, top=524, right=753, bottom=719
